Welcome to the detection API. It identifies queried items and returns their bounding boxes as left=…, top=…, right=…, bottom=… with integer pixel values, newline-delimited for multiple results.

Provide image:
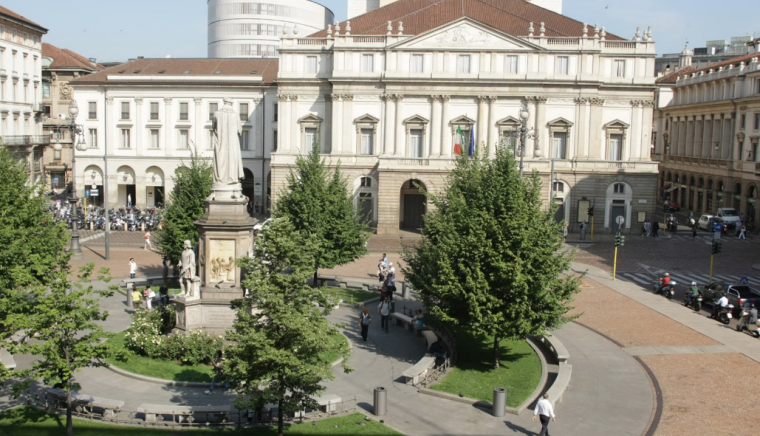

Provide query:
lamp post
left=501, top=104, right=538, bottom=177
left=61, top=101, right=87, bottom=255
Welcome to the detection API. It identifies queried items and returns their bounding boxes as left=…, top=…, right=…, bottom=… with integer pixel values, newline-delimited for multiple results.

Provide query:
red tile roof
left=693, top=51, right=759, bottom=74
left=0, top=5, right=46, bottom=32
left=70, top=58, right=279, bottom=86
left=655, top=66, right=695, bottom=85
left=311, top=0, right=623, bottom=40
left=42, top=43, right=104, bottom=70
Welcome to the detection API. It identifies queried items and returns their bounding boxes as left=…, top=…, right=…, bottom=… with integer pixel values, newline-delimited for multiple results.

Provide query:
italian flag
left=454, top=125, right=464, bottom=156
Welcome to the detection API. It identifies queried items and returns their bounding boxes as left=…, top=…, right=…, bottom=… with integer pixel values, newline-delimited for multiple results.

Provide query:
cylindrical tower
left=208, top=0, right=334, bottom=58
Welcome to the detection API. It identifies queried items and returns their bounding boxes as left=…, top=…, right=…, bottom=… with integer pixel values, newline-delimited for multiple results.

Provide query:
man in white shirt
left=533, top=393, right=556, bottom=436
left=712, top=292, right=730, bottom=319
left=129, top=258, right=137, bottom=279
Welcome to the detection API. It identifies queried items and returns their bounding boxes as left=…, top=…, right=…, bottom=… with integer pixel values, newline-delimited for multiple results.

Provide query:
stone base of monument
left=172, top=296, right=240, bottom=336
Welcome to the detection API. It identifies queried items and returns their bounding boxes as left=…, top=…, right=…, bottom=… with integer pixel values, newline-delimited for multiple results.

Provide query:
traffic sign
left=713, top=223, right=722, bottom=232
left=85, top=190, right=90, bottom=197
left=91, top=184, right=97, bottom=189
left=90, top=189, right=99, bottom=197
left=615, top=216, right=625, bottom=226
left=741, top=277, right=749, bottom=285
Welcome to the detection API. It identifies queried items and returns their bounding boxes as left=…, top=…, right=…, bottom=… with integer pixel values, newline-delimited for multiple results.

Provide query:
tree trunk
left=65, top=348, right=73, bottom=436
left=493, top=336, right=500, bottom=370
left=277, top=398, right=284, bottom=436
left=313, top=270, right=319, bottom=289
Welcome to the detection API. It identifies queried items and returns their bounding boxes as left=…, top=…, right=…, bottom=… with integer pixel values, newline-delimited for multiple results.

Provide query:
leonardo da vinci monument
left=173, top=99, right=257, bottom=335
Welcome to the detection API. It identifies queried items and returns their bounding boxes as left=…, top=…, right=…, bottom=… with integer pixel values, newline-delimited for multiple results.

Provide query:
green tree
left=274, top=143, right=369, bottom=286
left=402, top=147, right=581, bottom=369
left=154, top=152, right=213, bottom=265
left=226, top=218, right=351, bottom=436
left=0, top=146, right=69, bottom=381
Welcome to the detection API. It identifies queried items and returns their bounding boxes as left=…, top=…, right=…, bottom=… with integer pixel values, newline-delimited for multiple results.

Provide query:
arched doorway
left=145, top=166, right=165, bottom=208
left=242, top=168, right=254, bottom=205
left=400, top=179, right=426, bottom=231
left=605, top=182, right=632, bottom=233
left=552, top=180, right=569, bottom=223
left=117, top=165, right=136, bottom=208
left=83, top=165, right=104, bottom=208
left=354, top=176, right=378, bottom=227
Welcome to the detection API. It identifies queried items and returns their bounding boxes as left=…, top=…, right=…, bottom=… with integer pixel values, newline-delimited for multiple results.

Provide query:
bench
left=135, top=403, right=231, bottom=425
left=401, top=354, right=436, bottom=385
left=316, top=394, right=341, bottom=412
left=47, top=388, right=124, bottom=420
left=421, top=330, right=438, bottom=351
left=545, top=363, right=573, bottom=406
left=391, top=313, right=413, bottom=331
left=1, top=347, right=16, bottom=370
left=121, top=275, right=175, bottom=288
left=538, top=334, right=569, bottom=363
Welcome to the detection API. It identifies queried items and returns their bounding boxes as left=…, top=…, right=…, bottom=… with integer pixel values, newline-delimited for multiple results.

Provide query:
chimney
left=89, top=57, right=97, bottom=63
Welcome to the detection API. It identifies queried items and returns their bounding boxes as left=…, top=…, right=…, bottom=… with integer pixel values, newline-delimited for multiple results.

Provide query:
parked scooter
left=683, top=291, right=703, bottom=312
left=736, top=306, right=760, bottom=337
left=653, top=280, right=676, bottom=300
left=712, top=303, right=735, bottom=325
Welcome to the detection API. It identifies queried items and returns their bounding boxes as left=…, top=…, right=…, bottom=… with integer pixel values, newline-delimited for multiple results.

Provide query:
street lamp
left=502, top=104, right=538, bottom=177
left=58, top=101, right=87, bottom=255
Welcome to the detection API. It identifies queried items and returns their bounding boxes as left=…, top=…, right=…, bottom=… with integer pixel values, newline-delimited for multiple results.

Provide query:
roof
left=655, top=66, right=695, bottom=85
left=70, top=58, right=279, bottom=86
left=42, top=43, right=105, bottom=70
left=693, top=51, right=759, bottom=75
left=310, top=0, right=624, bottom=40
left=0, top=5, right=47, bottom=32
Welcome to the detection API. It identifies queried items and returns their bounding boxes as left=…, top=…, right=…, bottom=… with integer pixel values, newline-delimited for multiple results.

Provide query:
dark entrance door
left=403, top=194, right=426, bottom=230
left=126, top=184, right=136, bottom=208
left=359, top=193, right=373, bottom=225
left=554, top=202, right=565, bottom=223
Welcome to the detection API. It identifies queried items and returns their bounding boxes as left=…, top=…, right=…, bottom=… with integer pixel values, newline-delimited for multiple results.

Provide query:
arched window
left=360, top=177, right=372, bottom=188
left=552, top=181, right=565, bottom=193
left=613, top=183, right=626, bottom=194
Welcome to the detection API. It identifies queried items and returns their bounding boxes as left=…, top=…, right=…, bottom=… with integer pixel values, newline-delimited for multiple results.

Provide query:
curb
left=105, top=363, right=210, bottom=388
left=329, top=331, right=352, bottom=368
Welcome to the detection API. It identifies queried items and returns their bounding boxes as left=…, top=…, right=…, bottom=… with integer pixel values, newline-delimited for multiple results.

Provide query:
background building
left=655, top=36, right=756, bottom=75
left=207, top=0, right=334, bottom=58
left=70, top=58, right=279, bottom=211
left=348, top=0, right=562, bottom=19
left=653, top=49, right=760, bottom=225
left=0, top=6, right=47, bottom=184
left=275, top=0, right=656, bottom=235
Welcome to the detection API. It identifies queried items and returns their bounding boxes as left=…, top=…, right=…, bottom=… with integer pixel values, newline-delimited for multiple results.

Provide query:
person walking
left=382, top=253, right=388, bottom=269
left=205, top=350, right=230, bottom=394
left=144, top=230, right=152, bottom=250
left=580, top=221, right=587, bottom=240
left=378, top=297, right=391, bottom=333
left=652, top=220, right=660, bottom=238
left=359, top=308, right=372, bottom=342
left=127, top=193, right=132, bottom=208
left=692, top=222, right=698, bottom=238
left=739, top=224, right=747, bottom=240
left=563, top=223, right=568, bottom=239
left=129, top=258, right=137, bottom=279
left=532, top=393, right=556, bottom=436
left=644, top=220, right=651, bottom=237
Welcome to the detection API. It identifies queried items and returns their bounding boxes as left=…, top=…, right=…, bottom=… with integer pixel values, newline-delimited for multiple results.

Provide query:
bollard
left=402, top=282, right=410, bottom=298
left=90, top=221, right=94, bottom=231
left=373, top=387, right=387, bottom=416
left=126, top=283, right=134, bottom=309
left=390, top=300, right=395, bottom=313
left=141, top=222, right=145, bottom=232
left=492, top=388, right=506, bottom=417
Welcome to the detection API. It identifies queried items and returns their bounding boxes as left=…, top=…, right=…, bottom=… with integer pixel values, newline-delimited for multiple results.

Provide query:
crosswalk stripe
left=620, top=273, right=648, bottom=285
left=630, top=273, right=654, bottom=284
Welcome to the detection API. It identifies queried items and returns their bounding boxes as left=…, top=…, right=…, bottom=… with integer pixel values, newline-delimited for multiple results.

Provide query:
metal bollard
left=402, top=282, right=410, bottom=298
left=373, top=387, right=387, bottom=416
left=492, top=388, right=506, bottom=417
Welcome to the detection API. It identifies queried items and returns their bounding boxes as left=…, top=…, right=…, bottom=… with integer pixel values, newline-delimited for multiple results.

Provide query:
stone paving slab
left=623, top=345, right=734, bottom=356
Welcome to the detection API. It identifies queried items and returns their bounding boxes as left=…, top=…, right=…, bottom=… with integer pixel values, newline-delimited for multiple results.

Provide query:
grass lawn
left=0, top=407, right=403, bottom=435
left=105, top=331, right=349, bottom=383
left=326, top=287, right=377, bottom=305
left=430, top=331, right=541, bottom=407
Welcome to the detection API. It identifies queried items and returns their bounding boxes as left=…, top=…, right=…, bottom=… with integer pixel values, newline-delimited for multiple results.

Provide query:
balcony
left=2, top=135, right=51, bottom=146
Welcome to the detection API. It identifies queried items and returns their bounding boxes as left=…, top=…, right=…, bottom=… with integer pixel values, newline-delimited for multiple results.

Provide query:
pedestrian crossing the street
left=619, top=271, right=754, bottom=288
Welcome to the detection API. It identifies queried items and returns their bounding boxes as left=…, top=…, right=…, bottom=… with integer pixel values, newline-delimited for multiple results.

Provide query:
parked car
left=698, top=214, right=722, bottom=231
left=664, top=201, right=680, bottom=212
left=715, top=208, right=740, bottom=230
left=701, top=282, right=760, bottom=317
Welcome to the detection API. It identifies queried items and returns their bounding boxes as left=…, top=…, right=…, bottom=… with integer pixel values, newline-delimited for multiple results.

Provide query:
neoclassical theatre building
left=272, top=0, right=659, bottom=235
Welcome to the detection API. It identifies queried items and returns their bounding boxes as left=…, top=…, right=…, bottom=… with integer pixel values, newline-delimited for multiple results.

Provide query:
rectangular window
left=306, top=56, right=318, bottom=73
left=360, top=128, right=373, bottom=155
left=240, top=129, right=250, bottom=150
left=411, top=54, right=424, bottom=73
left=179, top=129, right=189, bottom=149
left=506, top=55, right=518, bottom=74
left=41, top=81, right=49, bottom=98
left=273, top=130, right=278, bottom=152
left=361, top=54, right=374, bottom=72
left=88, top=102, right=97, bottom=119
left=150, top=129, right=160, bottom=149
left=273, top=103, right=278, bottom=121
left=553, top=132, right=567, bottom=159
left=120, top=129, right=131, bottom=148
left=88, top=129, right=97, bottom=148
left=410, top=129, right=423, bottom=158
left=458, top=55, right=471, bottom=73
left=609, top=134, right=623, bottom=160
left=179, top=102, right=189, bottom=120
left=50, top=172, right=64, bottom=189
left=304, top=127, right=317, bottom=148
left=755, top=113, right=760, bottom=130
left=209, top=103, right=218, bottom=121
left=614, top=59, right=626, bottom=77
left=740, top=114, right=746, bottom=129
left=120, top=102, right=130, bottom=120
left=239, top=103, right=249, bottom=122
left=501, top=131, right=516, bottom=150
left=556, top=56, right=569, bottom=75
left=150, top=102, right=159, bottom=120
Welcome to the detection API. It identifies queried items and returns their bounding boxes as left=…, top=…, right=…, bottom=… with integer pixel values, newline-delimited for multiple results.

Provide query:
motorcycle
left=712, top=304, right=735, bottom=325
left=653, top=280, right=676, bottom=300
left=736, top=309, right=760, bottom=337
left=683, top=291, right=703, bottom=312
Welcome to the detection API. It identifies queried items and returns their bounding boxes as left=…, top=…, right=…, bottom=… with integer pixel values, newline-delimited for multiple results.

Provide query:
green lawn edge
left=429, top=333, right=541, bottom=407
left=0, top=407, right=404, bottom=435
left=326, top=287, right=377, bottom=305
left=105, top=331, right=349, bottom=383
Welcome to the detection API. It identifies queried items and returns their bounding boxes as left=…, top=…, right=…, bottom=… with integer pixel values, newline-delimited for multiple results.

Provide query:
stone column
left=628, top=100, right=641, bottom=161
left=134, top=97, right=143, bottom=155
left=193, top=97, right=202, bottom=152
left=253, top=98, right=263, bottom=158
left=670, top=117, right=680, bottom=156
left=394, top=95, right=405, bottom=156
left=278, top=94, right=290, bottom=153
left=105, top=95, right=114, bottom=158
left=679, top=116, right=689, bottom=156
left=535, top=97, right=547, bottom=158
left=290, top=95, right=300, bottom=152
left=164, top=97, right=173, bottom=157
left=640, top=101, right=655, bottom=160
left=331, top=94, right=343, bottom=154
left=701, top=114, right=712, bottom=158
left=440, top=95, right=452, bottom=158
left=487, top=96, right=497, bottom=158
left=477, top=96, right=488, bottom=155
left=430, top=95, right=441, bottom=157
left=694, top=116, right=704, bottom=157
left=589, top=98, right=604, bottom=158
left=711, top=115, right=720, bottom=159
left=382, top=95, right=394, bottom=156
left=342, top=94, right=354, bottom=155
left=576, top=98, right=589, bottom=158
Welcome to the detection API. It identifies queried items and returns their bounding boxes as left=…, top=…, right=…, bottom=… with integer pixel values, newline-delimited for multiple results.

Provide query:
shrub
left=124, top=306, right=222, bottom=365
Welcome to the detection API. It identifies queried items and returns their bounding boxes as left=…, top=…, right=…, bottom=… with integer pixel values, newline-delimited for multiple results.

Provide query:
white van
left=715, top=208, right=740, bottom=229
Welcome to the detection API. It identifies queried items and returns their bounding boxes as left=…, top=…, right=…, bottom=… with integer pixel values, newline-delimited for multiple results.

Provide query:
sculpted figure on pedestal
left=179, top=240, right=197, bottom=297
left=212, top=98, right=244, bottom=185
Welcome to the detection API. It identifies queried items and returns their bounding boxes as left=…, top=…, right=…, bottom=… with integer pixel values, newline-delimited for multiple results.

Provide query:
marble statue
left=212, top=98, right=244, bottom=185
left=179, top=240, right=197, bottom=297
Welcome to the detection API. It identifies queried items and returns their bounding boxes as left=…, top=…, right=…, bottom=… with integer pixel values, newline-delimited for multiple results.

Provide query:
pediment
left=496, top=116, right=521, bottom=126
left=603, top=119, right=630, bottom=129
left=298, top=114, right=323, bottom=123
left=354, top=114, right=380, bottom=124
left=391, top=17, right=544, bottom=51
left=450, top=115, right=475, bottom=126
left=403, top=115, right=429, bottom=125
left=547, top=117, right=574, bottom=127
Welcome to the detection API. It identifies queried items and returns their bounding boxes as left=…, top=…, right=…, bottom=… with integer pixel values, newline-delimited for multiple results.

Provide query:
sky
left=5, top=0, right=759, bottom=63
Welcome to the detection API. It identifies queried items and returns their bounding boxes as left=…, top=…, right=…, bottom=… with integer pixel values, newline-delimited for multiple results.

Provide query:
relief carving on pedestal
left=208, top=240, right=236, bottom=283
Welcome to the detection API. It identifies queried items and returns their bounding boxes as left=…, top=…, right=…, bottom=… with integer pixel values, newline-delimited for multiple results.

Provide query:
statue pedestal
left=172, top=183, right=256, bottom=335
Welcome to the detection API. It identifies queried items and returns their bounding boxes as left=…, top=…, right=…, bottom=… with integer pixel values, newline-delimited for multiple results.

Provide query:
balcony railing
left=2, top=135, right=51, bottom=146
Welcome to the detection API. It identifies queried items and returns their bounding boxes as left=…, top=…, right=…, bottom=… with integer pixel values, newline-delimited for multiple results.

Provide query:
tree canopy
left=154, top=152, right=213, bottom=265
left=403, top=147, right=581, bottom=368
left=226, top=217, right=351, bottom=436
left=274, top=143, right=369, bottom=285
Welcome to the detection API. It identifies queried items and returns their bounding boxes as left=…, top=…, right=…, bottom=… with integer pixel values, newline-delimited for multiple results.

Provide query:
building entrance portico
left=400, top=179, right=426, bottom=232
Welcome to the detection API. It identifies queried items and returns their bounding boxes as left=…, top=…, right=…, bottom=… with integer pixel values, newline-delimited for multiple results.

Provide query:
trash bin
left=402, top=282, right=410, bottom=298
left=492, top=388, right=506, bottom=417
left=373, top=387, right=387, bottom=416
left=389, top=301, right=396, bottom=313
